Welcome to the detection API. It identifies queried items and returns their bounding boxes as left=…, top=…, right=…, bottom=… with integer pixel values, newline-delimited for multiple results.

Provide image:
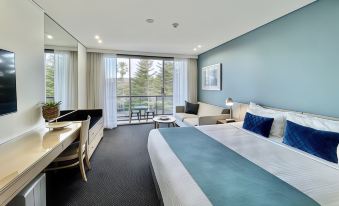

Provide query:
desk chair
left=46, top=116, right=91, bottom=181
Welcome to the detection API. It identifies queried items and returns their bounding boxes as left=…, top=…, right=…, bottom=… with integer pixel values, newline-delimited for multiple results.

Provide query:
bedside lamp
left=225, top=97, right=234, bottom=119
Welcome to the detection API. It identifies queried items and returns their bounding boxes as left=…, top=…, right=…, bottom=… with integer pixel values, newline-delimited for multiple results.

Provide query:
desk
left=0, top=122, right=81, bottom=206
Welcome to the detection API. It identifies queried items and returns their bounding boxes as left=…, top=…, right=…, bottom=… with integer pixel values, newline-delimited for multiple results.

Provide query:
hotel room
left=1, top=0, right=339, bottom=205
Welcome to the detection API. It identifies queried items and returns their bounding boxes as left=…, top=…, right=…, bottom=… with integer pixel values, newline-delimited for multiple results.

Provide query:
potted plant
left=42, top=101, right=61, bottom=121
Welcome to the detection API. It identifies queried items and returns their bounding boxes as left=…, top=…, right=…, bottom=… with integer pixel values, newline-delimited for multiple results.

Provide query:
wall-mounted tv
left=0, top=49, right=17, bottom=116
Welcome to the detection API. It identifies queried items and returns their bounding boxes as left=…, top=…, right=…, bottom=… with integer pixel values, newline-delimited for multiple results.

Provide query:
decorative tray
left=159, top=116, right=170, bottom=120
left=46, top=122, right=72, bottom=130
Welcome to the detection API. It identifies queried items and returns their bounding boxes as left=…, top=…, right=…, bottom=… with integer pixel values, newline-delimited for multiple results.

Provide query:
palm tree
left=118, top=62, right=128, bottom=79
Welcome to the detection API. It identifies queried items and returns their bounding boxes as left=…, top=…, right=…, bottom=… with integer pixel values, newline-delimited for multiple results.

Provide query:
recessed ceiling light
left=46, top=34, right=53, bottom=39
left=95, top=35, right=100, bottom=39
left=193, top=48, right=197, bottom=51
left=172, top=23, right=179, bottom=28
left=98, top=40, right=103, bottom=44
left=146, top=19, right=154, bottom=23
left=197, top=45, right=202, bottom=48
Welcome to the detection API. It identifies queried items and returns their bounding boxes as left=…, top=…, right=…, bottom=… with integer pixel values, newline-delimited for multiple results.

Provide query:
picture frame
left=201, top=63, right=222, bottom=90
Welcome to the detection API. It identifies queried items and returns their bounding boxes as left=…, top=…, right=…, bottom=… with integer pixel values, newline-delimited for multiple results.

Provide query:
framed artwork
left=201, top=63, right=222, bottom=90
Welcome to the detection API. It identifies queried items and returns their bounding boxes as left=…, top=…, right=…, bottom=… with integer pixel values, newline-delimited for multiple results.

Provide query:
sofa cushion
left=183, top=117, right=199, bottom=126
left=185, top=101, right=199, bottom=115
left=174, top=113, right=198, bottom=121
left=197, top=102, right=224, bottom=117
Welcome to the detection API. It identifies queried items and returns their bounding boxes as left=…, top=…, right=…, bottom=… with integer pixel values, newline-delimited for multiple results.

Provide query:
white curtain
left=87, top=53, right=104, bottom=109
left=87, top=52, right=117, bottom=129
left=173, top=58, right=197, bottom=112
left=54, top=51, right=78, bottom=110
left=103, top=55, right=117, bottom=128
left=187, top=58, right=198, bottom=103
left=173, top=58, right=188, bottom=108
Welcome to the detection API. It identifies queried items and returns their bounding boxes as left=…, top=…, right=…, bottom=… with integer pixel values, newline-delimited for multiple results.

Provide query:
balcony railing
left=47, top=95, right=172, bottom=124
left=117, top=95, right=173, bottom=122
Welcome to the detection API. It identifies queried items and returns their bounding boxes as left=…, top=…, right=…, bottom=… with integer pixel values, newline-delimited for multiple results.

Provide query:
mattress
left=148, top=124, right=339, bottom=206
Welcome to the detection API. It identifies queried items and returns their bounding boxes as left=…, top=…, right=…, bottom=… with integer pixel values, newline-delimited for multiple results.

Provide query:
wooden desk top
left=0, top=122, right=81, bottom=205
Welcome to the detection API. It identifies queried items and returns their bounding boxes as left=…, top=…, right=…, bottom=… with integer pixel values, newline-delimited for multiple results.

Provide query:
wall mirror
left=44, top=14, right=78, bottom=111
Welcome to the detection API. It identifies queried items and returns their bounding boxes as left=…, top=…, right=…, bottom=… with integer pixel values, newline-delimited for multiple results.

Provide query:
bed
left=148, top=122, right=339, bottom=206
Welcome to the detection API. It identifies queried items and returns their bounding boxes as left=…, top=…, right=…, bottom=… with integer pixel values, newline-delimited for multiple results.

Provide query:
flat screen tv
left=0, top=49, right=17, bottom=116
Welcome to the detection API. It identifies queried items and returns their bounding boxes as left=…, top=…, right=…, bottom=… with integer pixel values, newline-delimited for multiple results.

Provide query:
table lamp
left=225, top=97, right=234, bottom=119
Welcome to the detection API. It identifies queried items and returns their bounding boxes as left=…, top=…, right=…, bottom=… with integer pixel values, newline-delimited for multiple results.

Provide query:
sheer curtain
left=103, top=55, right=117, bottom=128
left=173, top=58, right=188, bottom=109
left=87, top=52, right=117, bottom=129
left=187, top=58, right=198, bottom=103
left=54, top=50, right=78, bottom=110
left=173, top=58, right=197, bottom=112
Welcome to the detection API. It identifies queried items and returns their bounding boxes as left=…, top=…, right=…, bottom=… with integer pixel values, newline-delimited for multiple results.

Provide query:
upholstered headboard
left=232, top=102, right=339, bottom=122
left=232, top=102, right=249, bottom=121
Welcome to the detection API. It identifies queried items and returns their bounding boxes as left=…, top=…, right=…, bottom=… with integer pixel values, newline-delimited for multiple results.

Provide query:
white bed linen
left=148, top=124, right=339, bottom=206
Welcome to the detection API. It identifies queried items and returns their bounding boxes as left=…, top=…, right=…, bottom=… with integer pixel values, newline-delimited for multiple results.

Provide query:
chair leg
left=85, top=146, right=91, bottom=170
left=79, top=157, right=87, bottom=182
left=85, top=155, right=91, bottom=170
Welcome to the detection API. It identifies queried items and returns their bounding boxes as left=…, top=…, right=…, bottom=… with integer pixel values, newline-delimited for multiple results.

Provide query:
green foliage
left=163, top=61, right=173, bottom=95
left=116, top=58, right=174, bottom=113
left=42, top=101, right=61, bottom=108
left=118, top=61, right=128, bottom=79
left=45, top=53, right=55, bottom=101
left=131, top=59, right=155, bottom=96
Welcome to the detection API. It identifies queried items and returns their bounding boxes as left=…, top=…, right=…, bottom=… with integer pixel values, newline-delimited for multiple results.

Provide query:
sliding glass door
left=117, top=56, right=173, bottom=124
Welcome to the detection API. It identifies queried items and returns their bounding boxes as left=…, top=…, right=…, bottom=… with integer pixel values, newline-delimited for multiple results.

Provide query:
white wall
left=78, top=43, right=87, bottom=109
left=0, top=0, right=45, bottom=144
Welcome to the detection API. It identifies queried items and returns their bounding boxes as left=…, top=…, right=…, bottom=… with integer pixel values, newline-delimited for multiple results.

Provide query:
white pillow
left=286, top=112, right=339, bottom=133
left=247, top=102, right=286, bottom=138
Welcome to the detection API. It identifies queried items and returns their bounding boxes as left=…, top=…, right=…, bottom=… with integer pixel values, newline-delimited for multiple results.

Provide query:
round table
left=153, top=116, right=176, bottom=128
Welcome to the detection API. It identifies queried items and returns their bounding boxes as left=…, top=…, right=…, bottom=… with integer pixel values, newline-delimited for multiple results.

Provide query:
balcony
left=117, top=95, right=173, bottom=125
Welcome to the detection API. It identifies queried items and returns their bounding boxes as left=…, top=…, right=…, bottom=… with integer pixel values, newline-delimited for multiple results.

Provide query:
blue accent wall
left=198, top=0, right=339, bottom=118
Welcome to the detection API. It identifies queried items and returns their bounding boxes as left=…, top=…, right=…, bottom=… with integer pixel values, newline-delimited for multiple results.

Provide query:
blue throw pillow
left=243, top=112, right=274, bottom=137
left=283, top=120, right=339, bottom=163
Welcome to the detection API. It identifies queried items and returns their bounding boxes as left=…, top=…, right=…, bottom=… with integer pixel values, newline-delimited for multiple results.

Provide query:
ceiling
left=35, top=0, right=315, bottom=56
left=44, top=15, right=78, bottom=48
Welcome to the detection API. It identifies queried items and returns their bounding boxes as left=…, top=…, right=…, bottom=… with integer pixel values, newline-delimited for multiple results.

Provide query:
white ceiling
left=35, top=0, right=314, bottom=56
left=44, top=15, right=78, bottom=48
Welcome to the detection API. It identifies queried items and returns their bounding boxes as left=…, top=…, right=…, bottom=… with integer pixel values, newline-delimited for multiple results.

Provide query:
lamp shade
left=225, top=97, right=234, bottom=106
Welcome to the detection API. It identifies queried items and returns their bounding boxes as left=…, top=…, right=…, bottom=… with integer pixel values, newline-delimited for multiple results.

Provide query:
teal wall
left=198, top=0, right=339, bottom=118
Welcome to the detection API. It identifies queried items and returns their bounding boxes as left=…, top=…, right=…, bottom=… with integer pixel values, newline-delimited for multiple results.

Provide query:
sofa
left=175, top=102, right=230, bottom=127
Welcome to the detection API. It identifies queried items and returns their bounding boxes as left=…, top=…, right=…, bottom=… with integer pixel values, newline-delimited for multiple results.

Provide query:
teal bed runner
left=158, top=127, right=319, bottom=206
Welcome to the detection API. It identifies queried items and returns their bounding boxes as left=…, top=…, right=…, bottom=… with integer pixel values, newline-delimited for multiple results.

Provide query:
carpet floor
left=46, top=123, right=160, bottom=206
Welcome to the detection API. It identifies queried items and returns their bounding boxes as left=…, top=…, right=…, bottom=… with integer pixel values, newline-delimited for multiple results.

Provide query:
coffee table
left=153, top=115, right=176, bottom=128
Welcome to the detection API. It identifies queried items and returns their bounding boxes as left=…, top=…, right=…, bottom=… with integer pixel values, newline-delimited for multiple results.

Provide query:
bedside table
left=217, top=119, right=236, bottom=124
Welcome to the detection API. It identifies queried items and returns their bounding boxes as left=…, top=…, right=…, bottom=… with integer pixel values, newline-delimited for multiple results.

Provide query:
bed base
left=150, top=163, right=164, bottom=206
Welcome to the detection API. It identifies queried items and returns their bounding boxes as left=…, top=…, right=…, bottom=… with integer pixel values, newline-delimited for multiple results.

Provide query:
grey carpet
left=46, top=123, right=161, bottom=206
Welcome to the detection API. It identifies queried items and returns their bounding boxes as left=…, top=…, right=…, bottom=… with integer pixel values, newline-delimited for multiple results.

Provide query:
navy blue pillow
left=185, top=101, right=199, bottom=115
left=283, top=120, right=339, bottom=163
left=243, top=112, right=274, bottom=137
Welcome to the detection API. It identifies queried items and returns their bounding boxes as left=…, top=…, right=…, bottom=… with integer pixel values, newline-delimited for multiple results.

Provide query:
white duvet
left=148, top=124, right=339, bottom=206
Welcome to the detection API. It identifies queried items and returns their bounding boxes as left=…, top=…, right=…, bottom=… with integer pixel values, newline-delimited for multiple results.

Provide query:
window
left=116, top=56, right=174, bottom=124
left=45, top=51, right=55, bottom=102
